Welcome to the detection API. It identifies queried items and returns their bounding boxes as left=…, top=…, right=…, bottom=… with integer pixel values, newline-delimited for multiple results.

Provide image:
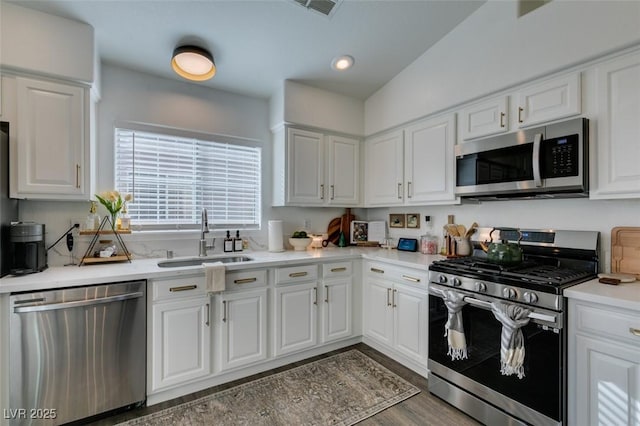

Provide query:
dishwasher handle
left=13, top=292, right=144, bottom=313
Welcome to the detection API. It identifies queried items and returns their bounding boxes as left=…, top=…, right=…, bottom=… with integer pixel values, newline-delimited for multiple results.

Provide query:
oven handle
left=532, top=133, right=543, bottom=188
left=462, top=295, right=556, bottom=323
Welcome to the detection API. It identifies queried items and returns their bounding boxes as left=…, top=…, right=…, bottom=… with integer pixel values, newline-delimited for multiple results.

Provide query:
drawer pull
left=222, top=300, right=228, bottom=322
left=234, top=277, right=257, bottom=285
left=402, top=275, right=420, bottom=283
left=370, top=268, right=384, bottom=274
left=630, top=328, right=640, bottom=336
left=169, top=285, right=198, bottom=292
left=330, top=267, right=347, bottom=273
left=289, top=271, right=308, bottom=278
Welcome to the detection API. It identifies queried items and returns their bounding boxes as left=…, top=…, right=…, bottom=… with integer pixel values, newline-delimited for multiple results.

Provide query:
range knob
left=523, top=292, right=539, bottom=304
left=475, top=282, right=487, bottom=293
left=502, top=287, right=517, bottom=299
left=452, top=278, right=462, bottom=287
left=438, top=275, right=448, bottom=284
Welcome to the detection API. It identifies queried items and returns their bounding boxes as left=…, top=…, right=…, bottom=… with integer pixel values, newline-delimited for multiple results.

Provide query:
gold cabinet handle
left=407, top=181, right=412, bottom=198
left=402, top=275, right=421, bottom=283
left=289, top=271, right=308, bottom=278
left=205, top=303, right=210, bottom=326
left=313, top=287, right=318, bottom=305
left=331, top=185, right=335, bottom=200
left=370, top=267, right=384, bottom=274
left=324, top=285, right=329, bottom=303
left=386, top=288, right=392, bottom=307
left=234, top=277, right=257, bottom=284
left=630, top=328, right=640, bottom=336
left=518, top=107, right=524, bottom=123
left=393, top=289, right=397, bottom=308
left=169, top=284, right=198, bottom=292
left=222, top=300, right=227, bottom=322
left=320, top=184, right=324, bottom=200
left=500, top=112, right=505, bottom=128
left=330, top=267, right=347, bottom=273
left=397, top=183, right=402, bottom=199
left=76, top=164, right=81, bottom=188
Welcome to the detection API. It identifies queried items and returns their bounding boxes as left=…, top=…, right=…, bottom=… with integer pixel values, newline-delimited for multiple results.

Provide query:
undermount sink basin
left=157, top=255, right=253, bottom=268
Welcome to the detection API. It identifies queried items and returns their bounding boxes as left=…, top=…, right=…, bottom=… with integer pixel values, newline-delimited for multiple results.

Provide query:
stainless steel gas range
left=428, top=228, right=599, bottom=426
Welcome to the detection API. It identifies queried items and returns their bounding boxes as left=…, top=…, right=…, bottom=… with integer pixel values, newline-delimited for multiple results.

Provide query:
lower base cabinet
left=569, top=299, right=640, bottom=426
left=321, top=277, right=352, bottom=343
left=216, top=288, right=268, bottom=372
left=274, top=281, right=318, bottom=357
left=149, top=277, right=211, bottom=392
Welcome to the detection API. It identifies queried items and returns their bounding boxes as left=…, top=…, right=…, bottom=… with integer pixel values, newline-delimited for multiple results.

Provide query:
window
left=114, top=126, right=261, bottom=231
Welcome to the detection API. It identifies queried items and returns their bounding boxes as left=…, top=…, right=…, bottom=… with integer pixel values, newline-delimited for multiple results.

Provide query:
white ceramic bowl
left=289, top=237, right=311, bottom=251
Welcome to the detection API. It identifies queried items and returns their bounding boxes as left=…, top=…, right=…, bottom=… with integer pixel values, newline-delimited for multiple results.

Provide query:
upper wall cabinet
left=272, top=126, right=360, bottom=207
left=365, top=114, right=458, bottom=206
left=460, top=73, right=582, bottom=141
left=590, top=51, right=640, bottom=199
left=12, top=77, right=91, bottom=200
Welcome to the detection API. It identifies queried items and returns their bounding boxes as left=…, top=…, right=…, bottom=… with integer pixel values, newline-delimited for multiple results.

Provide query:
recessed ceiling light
left=331, top=55, right=354, bottom=71
left=171, top=45, right=216, bottom=81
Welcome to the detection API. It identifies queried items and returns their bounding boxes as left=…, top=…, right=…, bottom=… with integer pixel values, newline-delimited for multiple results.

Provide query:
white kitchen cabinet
left=14, top=77, right=90, bottom=200
left=273, top=126, right=360, bottom=206
left=365, top=113, right=457, bottom=206
left=461, top=95, right=509, bottom=140
left=320, top=262, right=352, bottom=344
left=363, top=263, right=428, bottom=367
left=273, top=281, right=318, bottom=356
left=216, top=288, right=267, bottom=372
left=364, top=129, right=404, bottom=206
left=516, top=73, right=581, bottom=128
left=149, top=276, right=211, bottom=392
left=591, top=51, right=640, bottom=199
left=568, top=299, right=640, bottom=426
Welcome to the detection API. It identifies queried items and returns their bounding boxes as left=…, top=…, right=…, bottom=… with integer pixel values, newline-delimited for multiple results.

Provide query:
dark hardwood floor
left=87, top=344, right=480, bottom=425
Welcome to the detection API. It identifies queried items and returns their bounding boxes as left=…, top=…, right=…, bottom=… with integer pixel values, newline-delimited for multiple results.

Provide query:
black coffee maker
left=10, top=222, right=47, bottom=275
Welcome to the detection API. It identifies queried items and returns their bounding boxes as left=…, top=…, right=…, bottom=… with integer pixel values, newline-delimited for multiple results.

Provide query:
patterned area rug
left=119, top=350, right=420, bottom=425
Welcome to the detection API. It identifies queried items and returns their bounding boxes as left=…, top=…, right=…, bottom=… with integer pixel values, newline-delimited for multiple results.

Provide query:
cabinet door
left=320, top=278, right=352, bottom=343
left=151, top=297, right=211, bottom=391
left=363, top=277, right=393, bottom=346
left=517, top=73, right=581, bottom=128
left=274, top=283, right=317, bottom=356
left=461, top=96, right=509, bottom=140
left=404, top=114, right=457, bottom=204
left=217, top=289, right=267, bottom=372
left=326, top=135, right=360, bottom=205
left=364, top=130, right=404, bottom=206
left=575, top=334, right=640, bottom=426
left=286, top=128, right=325, bottom=205
left=591, top=52, right=640, bottom=199
left=393, top=283, right=428, bottom=362
left=15, top=77, right=88, bottom=199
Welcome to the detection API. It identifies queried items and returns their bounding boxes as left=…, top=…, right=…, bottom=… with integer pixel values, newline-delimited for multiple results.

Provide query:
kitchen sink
left=157, top=255, right=253, bottom=268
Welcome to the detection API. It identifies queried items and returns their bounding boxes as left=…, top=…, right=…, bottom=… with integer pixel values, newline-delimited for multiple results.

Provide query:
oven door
left=428, top=285, right=565, bottom=425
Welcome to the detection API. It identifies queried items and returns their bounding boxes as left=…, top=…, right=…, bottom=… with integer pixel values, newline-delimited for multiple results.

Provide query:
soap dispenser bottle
left=224, top=230, right=234, bottom=252
left=234, top=230, right=243, bottom=252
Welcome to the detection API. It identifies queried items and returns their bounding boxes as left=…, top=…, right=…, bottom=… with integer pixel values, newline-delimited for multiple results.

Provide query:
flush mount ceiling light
left=331, top=55, right=354, bottom=71
left=171, top=45, right=216, bottom=81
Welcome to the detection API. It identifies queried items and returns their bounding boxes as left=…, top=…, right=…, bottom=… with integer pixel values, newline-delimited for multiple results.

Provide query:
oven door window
left=429, top=295, right=562, bottom=422
left=457, top=143, right=534, bottom=186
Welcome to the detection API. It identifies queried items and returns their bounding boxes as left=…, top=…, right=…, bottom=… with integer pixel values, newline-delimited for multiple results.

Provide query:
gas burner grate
left=502, top=265, right=594, bottom=285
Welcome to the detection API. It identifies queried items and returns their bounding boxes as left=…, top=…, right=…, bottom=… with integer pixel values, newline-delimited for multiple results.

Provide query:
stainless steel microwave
left=455, top=117, right=589, bottom=200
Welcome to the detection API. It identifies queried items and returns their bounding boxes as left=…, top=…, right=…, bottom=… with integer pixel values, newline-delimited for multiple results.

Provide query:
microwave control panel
left=541, top=133, right=579, bottom=178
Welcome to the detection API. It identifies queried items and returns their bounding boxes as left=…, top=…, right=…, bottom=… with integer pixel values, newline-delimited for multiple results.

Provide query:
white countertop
left=0, top=247, right=443, bottom=294
left=565, top=278, right=640, bottom=311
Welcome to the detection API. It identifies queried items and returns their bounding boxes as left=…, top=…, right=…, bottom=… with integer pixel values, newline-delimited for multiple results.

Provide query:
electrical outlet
left=70, top=217, right=85, bottom=232
left=303, top=219, right=311, bottom=229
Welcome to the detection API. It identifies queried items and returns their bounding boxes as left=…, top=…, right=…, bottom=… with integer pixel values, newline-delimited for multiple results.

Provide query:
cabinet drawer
left=575, top=302, right=640, bottom=347
left=322, top=261, right=352, bottom=278
left=275, top=264, right=318, bottom=284
left=225, top=269, right=267, bottom=291
left=152, top=275, right=207, bottom=301
left=365, top=262, right=427, bottom=289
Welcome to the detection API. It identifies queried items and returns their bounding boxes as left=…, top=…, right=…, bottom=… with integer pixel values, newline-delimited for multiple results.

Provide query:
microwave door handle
left=532, top=133, right=543, bottom=188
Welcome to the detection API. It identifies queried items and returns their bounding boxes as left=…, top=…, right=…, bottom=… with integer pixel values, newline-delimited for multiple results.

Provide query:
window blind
left=115, top=128, right=261, bottom=230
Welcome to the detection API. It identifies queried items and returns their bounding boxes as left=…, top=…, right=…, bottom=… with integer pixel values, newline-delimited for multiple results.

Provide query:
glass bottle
left=85, top=201, right=100, bottom=231
left=234, top=230, right=243, bottom=252
left=420, top=215, right=438, bottom=255
left=224, top=230, right=234, bottom=252
left=119, top=204, right=130, bottom=231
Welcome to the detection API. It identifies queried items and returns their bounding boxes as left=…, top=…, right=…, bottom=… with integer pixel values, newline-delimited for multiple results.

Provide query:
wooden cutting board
left=611, top=227, right=640, bottom=279
left=327, top=208, right=356, bottom=245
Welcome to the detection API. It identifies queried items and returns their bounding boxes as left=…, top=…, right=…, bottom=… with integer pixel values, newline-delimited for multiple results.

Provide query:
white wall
left=21, top=65, right=351, bottom=266
left=365, top=0, right=640, bottom=135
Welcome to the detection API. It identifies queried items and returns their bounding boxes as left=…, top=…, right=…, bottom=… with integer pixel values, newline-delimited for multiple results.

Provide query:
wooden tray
left=81, top=255, right=131, bottom=264
left=611, top=227, right=640, bottom=279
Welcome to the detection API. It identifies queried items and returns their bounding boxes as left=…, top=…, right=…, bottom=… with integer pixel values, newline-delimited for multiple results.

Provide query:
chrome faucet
left=199, top=208, right=215, bottom=256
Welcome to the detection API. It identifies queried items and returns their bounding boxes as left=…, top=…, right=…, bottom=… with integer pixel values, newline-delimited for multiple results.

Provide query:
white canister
left=268, top=220, right=284, bottom=252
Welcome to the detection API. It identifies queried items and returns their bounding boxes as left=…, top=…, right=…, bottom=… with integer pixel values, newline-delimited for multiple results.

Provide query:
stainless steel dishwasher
left=9, top=280, right=146, bottom=425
